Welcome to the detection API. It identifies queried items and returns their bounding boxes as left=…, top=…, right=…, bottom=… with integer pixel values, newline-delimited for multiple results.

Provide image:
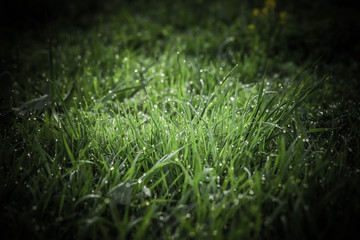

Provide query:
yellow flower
left=248, top=24, right=256, bottom=30
left=253, top=8, right=259, bottom=16
left=265, top=0, right=276, bottom=10
left=280, top=11, right=287, bottom=24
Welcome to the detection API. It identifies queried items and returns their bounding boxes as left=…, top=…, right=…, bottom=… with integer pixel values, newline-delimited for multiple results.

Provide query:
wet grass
left=1, top=0, right=359, bottom=239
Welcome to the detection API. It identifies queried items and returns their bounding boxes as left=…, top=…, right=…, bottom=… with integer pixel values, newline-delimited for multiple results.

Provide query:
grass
left=1, top=0, right=359, bottom=239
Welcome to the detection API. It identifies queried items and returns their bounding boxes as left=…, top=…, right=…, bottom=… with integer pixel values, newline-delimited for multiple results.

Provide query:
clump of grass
left=1, top=1, right=359, bottom=239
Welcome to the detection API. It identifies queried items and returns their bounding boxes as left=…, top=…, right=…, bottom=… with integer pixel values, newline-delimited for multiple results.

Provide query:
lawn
left=1, top=0, right=359, bottom=239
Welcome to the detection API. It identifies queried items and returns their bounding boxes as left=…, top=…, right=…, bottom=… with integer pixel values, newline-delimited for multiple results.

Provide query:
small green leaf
left=306, top=128, right=333, bottom=133
left=63, top=136, right=75, bottom=165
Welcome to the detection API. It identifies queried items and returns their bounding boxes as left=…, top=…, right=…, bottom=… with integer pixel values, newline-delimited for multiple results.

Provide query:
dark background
left=1, top=0, right=359, bottom=62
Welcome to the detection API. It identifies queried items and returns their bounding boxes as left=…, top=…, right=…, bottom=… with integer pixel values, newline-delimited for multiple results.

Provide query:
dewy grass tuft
left=1, top=1, right=359, bottom=239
